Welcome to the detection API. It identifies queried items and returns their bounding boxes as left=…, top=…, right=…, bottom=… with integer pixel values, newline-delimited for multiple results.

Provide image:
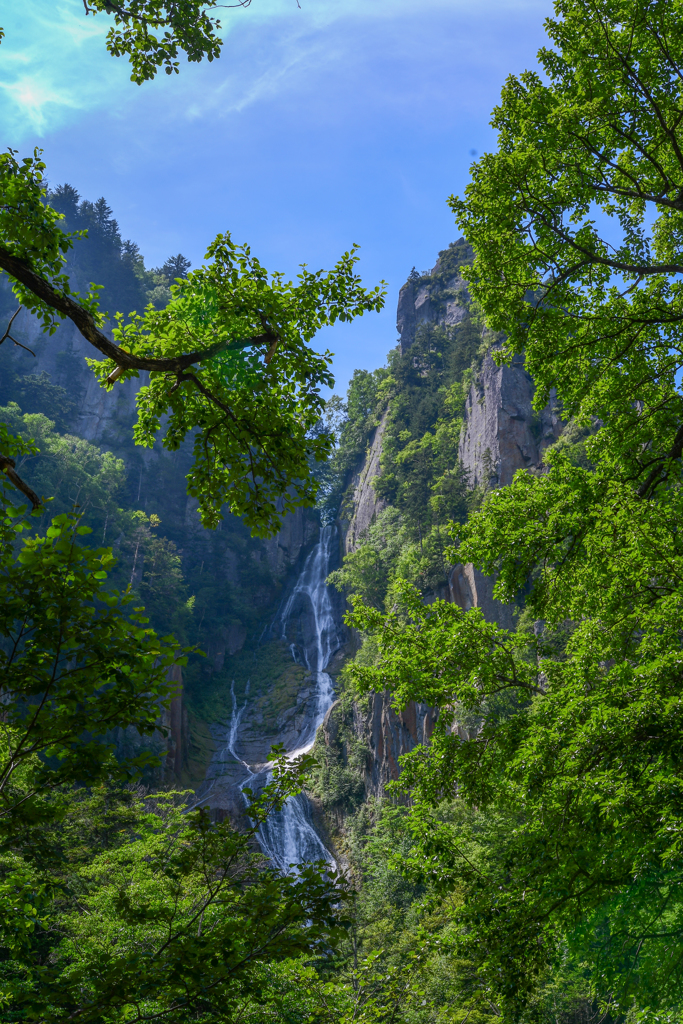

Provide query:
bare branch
left=0, top=307, right=36, bottom=356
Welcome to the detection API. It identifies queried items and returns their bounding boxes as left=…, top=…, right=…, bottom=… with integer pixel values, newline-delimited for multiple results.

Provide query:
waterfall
left=253, top=524, right=339, bottom=870
left=190, top=679, right=251, bottom=809
left=273, top=524, right=339, bottom=750
left=197, top=525, right=341, bottom=870
left=227, top=678, right=249, bottom=759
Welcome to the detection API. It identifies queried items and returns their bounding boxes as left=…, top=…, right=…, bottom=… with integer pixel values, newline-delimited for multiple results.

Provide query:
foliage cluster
left=0, top=737, right=347, bottom=1023
left=0, top=435, right=347, bottom=1019
left=0, top=400, right=191, bottom=641
left=339, top=0, right=683, bottom=1018
left=0, top=148, right=384, bottom=533
left=214, top=799, right=598, bottom=1024
left=309, top=701, right=369, bottom=816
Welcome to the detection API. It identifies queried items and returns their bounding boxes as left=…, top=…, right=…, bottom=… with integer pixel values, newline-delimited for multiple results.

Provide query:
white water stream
left=254, top=524, right=339, bottom=870
left=207, top=525, right=339, bottom=871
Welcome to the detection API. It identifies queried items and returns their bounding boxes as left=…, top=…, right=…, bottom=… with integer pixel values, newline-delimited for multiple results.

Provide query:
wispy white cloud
left=0, top=76, right=79, bottom=134
left=0, top=2, right=129, bottom=140
left=0, top=0, right=551, bottom=141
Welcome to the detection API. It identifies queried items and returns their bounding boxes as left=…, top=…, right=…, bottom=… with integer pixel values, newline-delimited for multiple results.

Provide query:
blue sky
left=1, top=0, right=552, bottom=396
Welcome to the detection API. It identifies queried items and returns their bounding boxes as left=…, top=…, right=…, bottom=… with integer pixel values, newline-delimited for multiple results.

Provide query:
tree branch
left=531, top=210, right=683, bottom=278
left=0, top=455, right=41, bottom=509
left=0, top=247, right=276, bottom=376
left=0, top=307, right=36, bottom=356
left=637, top=420, right=683, bottom=497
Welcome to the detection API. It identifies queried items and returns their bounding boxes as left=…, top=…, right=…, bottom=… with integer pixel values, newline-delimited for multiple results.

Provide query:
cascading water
left=254, top=525, right=340, bottom=870
left=198, top=524, right=342, bottom=870
left=191, top=680, right=251, bottom=809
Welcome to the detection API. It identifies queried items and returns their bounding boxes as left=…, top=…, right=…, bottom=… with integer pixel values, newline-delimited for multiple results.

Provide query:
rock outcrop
left=321, top=694, right=437, bottom=803
left=355, top=694, right=437, bottom=798
left=264, top=506, right=320, bottom=577
left=343, top=409, right=389, bottom=554
left=448, top=561, right=515, bottom=631
left=451, top=352, right=563, bottom=628
left=396, top=242, right=471, bottom=354
left=459, top=351, right=563, bottom=490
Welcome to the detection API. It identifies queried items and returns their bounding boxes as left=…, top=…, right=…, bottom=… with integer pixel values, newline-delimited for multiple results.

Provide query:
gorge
left=3, top=4, right=681, bottom=1013
left=0, top=217, right=564, bottom=868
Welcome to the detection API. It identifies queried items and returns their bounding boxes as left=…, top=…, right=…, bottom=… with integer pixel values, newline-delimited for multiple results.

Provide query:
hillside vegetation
left=3, top=0, right=683, bottom=1019
left=326, top=240, right=491, bottom=610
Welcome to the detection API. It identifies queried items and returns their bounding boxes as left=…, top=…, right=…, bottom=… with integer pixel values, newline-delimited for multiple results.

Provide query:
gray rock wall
left=356, top=693, right=437, bottom=799
left=343, top=409, right=389, bottom=554
left=459, top=351, right=563, bottom=490
left=396, top=247, right=470, bottom=354
left=2, top=305, right=142, bottom=444
left=448, top=561, right=515, bottom=630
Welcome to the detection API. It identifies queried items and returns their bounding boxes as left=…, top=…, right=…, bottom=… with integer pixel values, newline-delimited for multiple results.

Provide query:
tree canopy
left=345, top=0, right=683, bottom=1015
left=0, top=150, right=385, bottom=535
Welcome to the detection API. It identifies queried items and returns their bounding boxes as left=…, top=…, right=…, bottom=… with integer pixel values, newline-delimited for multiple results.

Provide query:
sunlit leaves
left=1, top=152, right=385, bottom=533
left=86, top=0, right=226, bottom=84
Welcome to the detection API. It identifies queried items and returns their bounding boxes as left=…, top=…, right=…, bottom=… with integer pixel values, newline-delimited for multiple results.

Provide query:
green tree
left=0, top=479, right=179, bottom=852
left=0, top=3, right=369, bottom=1017
left=0, top=404, right=127, bottom=532
left=1, top=761, right=348, bottom=1022
left=0, top=150, right=384, bottom=535
left=346, top=0, right=683, bottom=1015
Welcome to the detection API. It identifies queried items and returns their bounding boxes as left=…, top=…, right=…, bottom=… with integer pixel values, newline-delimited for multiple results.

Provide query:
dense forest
left=3, top=0, right=683, bottom=1020
left=0, top=209, right=556, bottom=1024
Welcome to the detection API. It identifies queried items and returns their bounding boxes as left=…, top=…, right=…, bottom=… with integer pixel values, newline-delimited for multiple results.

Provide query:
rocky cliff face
left=459, top=351, right=563, bottom=490
left=395, top=242, right=564, bottom=495
left=447, top=561, right=515, bottom=630
left=396, top=247, right=470, bottom=354
left=0, top=304, right=141, bottom=446
left=343, top=409, right=389, bottom=554
left=449, top=350, right=563, bottom=630
left=329, top=241, right=565, bottom=802
left=323, top=694, right=437, bottom=801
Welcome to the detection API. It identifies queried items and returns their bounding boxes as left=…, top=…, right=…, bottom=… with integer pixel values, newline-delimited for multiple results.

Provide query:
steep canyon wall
left=329, top=241, right=564, bottom=801
left=1, top=235, right=564, bottom=844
